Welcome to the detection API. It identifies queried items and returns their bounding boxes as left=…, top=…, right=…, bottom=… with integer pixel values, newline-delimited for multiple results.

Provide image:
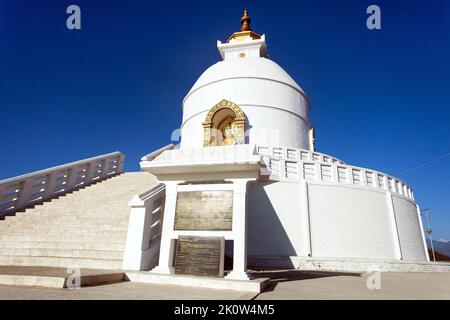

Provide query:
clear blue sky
left=0, top=1, right=449, bottom=239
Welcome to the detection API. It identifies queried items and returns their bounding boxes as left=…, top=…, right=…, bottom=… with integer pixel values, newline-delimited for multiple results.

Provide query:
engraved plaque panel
left=174, top=236, right=225, bottom=277
left=174, top=191, right=233, bottom=231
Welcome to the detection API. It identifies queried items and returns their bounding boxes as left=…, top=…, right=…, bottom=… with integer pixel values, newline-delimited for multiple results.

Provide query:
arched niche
left=203, top=99, right=246, bottom=147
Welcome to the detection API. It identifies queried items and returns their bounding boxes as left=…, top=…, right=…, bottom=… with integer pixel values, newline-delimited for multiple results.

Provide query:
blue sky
left=0, top=0, right=449, bottom=239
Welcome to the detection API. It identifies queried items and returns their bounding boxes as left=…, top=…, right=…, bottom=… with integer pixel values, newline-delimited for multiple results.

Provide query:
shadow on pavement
left=249, top=269, right=362, bottom=293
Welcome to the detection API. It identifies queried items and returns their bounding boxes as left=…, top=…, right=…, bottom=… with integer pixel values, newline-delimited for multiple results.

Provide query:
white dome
left=180, top=37, right=312, bottom=151
left=185, top=57, right=304, bottom=100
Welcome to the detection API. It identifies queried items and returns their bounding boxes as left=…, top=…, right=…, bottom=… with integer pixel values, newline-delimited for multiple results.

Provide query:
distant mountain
left=426, top=239, right=450, bottom=257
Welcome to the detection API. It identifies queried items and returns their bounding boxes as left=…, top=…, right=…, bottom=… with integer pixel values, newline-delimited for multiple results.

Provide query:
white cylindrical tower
left=180, top=11, right=312, bottom=150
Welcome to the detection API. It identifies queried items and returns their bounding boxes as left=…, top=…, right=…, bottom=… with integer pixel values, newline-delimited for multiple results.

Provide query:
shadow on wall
left=244, top=116, right=252, bottom=144
left=247, top=181, right=297, bottom=268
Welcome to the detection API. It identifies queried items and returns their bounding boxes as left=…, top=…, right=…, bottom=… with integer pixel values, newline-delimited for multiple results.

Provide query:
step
left=0, top=241, right=125, bottom=251
left=0, top=220, right=128, bottom=235
left=0, top=223, right=128, bottom=231
left=0, top=255, right=123, bottom=269
left=11, top=211, right=130, bottom=220
left=20, top=202, right=131, bottom=210
left=21, top=198, right=128, bottom=212
left=10, top=212, right=130, bottom=219
left=0, top=248, right=123, bottom=260
left=14, top=209, right=130, bottom=216
left=0, top=229, right=127, bottom=237
left=17, top=208, right=130, bottom=214
left=0, top=266, right=125, bottom=288
left=3, top=221, right=127, bottom=230
left=1, top=220, right=129, bottom=229
left=48, top=193, right=134, bottom=201
left=0, top=234, right=126, bottom=243
left=126, top=272, right=270, bottom=293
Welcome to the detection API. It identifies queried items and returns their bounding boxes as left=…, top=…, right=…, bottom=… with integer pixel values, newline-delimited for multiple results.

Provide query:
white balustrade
left=0, top=152, right=124, bottom=216
left=122, top=183, right=166, bottom=271
left=256, top=145, right=345, bottom=164
left=262, top=155, right=415, bottom=201
left=141, top=144, right=175, bottom=161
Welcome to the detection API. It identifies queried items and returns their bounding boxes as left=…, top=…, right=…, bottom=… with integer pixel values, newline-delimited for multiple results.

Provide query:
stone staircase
left=0, top=172, right=156, bottom=270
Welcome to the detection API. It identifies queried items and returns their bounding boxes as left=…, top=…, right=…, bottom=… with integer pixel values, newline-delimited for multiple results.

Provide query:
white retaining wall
left=247, top=180, right=428, bottom=264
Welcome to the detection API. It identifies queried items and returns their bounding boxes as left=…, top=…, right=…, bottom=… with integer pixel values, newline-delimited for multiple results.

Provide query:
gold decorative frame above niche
left=203, top=99, right=246, bottom=147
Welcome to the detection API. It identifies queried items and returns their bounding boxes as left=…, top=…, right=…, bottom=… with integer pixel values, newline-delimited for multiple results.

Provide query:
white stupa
left=136, top=10, right=430, bottom=277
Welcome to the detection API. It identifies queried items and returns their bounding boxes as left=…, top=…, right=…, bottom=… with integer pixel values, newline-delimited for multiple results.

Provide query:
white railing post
left=43, top=173, right=58, bottom=198
left=361, top=170, right=368, bottom=187
left=347, top=167, right=354, bottom=184
left=382, top=175, right=388, bottom=191
left=280, top=160, right=286, bottom=180
left=66, top=166, right=79, bottom=190
left=115, top=154, right=125, bottom=174
left=332, top=164, right=339, bottom=183
left=298, top=162, right=304, bottom=181
left=15, top=180, right=33, bottom=211
left=83, top=164, right=95, bottom=185
left=373, top=172, right=379, bottom=189
left=314, top=163, right=321, bottom=181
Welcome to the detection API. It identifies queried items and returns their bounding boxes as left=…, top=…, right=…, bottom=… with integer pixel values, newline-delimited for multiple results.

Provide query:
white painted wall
left=247, top=181, right=305, bottom=257
left=246, top=181, right=428, bottom=263
left=308, top=184, right=397, bottom=260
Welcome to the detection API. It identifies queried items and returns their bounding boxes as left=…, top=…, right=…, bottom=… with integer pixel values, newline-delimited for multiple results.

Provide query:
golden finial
left=240, top=9, right=252, bottom=31
left=225, top=9, right=261, bottom=43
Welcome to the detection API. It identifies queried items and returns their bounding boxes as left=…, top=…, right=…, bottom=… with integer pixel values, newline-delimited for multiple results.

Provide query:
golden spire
left=240, top=10, right=252, bottom=31
left=226, top=10, right=261, bottom=43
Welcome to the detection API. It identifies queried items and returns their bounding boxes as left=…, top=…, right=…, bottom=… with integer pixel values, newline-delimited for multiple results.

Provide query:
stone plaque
left=174, top=191, right=233, bottom=231
left=174, top=236, right=225, bottom=278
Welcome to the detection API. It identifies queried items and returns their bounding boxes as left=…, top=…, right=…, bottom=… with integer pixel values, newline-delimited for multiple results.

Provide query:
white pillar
left=416, top=204, right=430, bottom=262
left=298, top=181, right=312, bottom=257
left=386, top=191, right=403, bottom=260
left=122, top=183, right=166, bottom=271
left=151, top=181, right=180, bottom=274
left=122, top=201, right=147, bottom=271
left=226, top=178, right=252, bottom=280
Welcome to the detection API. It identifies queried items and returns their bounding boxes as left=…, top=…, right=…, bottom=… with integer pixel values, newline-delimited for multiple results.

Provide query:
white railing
left=264, top=156, right=415, bottom=201
left=122, top=183, right=166, bottom=271
left=0, top=152, right=124, bottom=216
left=256, top=145, right=345, bottom=164
left=141, top=144, right=175, bottom=162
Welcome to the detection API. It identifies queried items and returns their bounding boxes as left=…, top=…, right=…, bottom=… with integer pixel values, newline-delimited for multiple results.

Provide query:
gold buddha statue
left=222, top=121, right=238, bottom=145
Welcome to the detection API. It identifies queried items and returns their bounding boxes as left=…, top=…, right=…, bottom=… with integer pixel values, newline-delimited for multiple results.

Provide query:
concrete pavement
left=0, top=270, right=449, bottom=300
left=253, top=270, right=450, bottom=300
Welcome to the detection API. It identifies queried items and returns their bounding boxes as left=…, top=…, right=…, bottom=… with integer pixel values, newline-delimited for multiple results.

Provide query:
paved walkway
left=0, top=270, right=449, bottom=300
left=0, top=281, right=254, bottom=300
left=253, top=270, right=450, bottom=300
left=0, top=266, right=121, bottom=277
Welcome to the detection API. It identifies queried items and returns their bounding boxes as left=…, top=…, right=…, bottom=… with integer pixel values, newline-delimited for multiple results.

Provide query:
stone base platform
left=125, top=271, right=270, bottom=293
left=249, top=256, right=450, bottom=273
left=0, top=266, right=125, bottom=288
